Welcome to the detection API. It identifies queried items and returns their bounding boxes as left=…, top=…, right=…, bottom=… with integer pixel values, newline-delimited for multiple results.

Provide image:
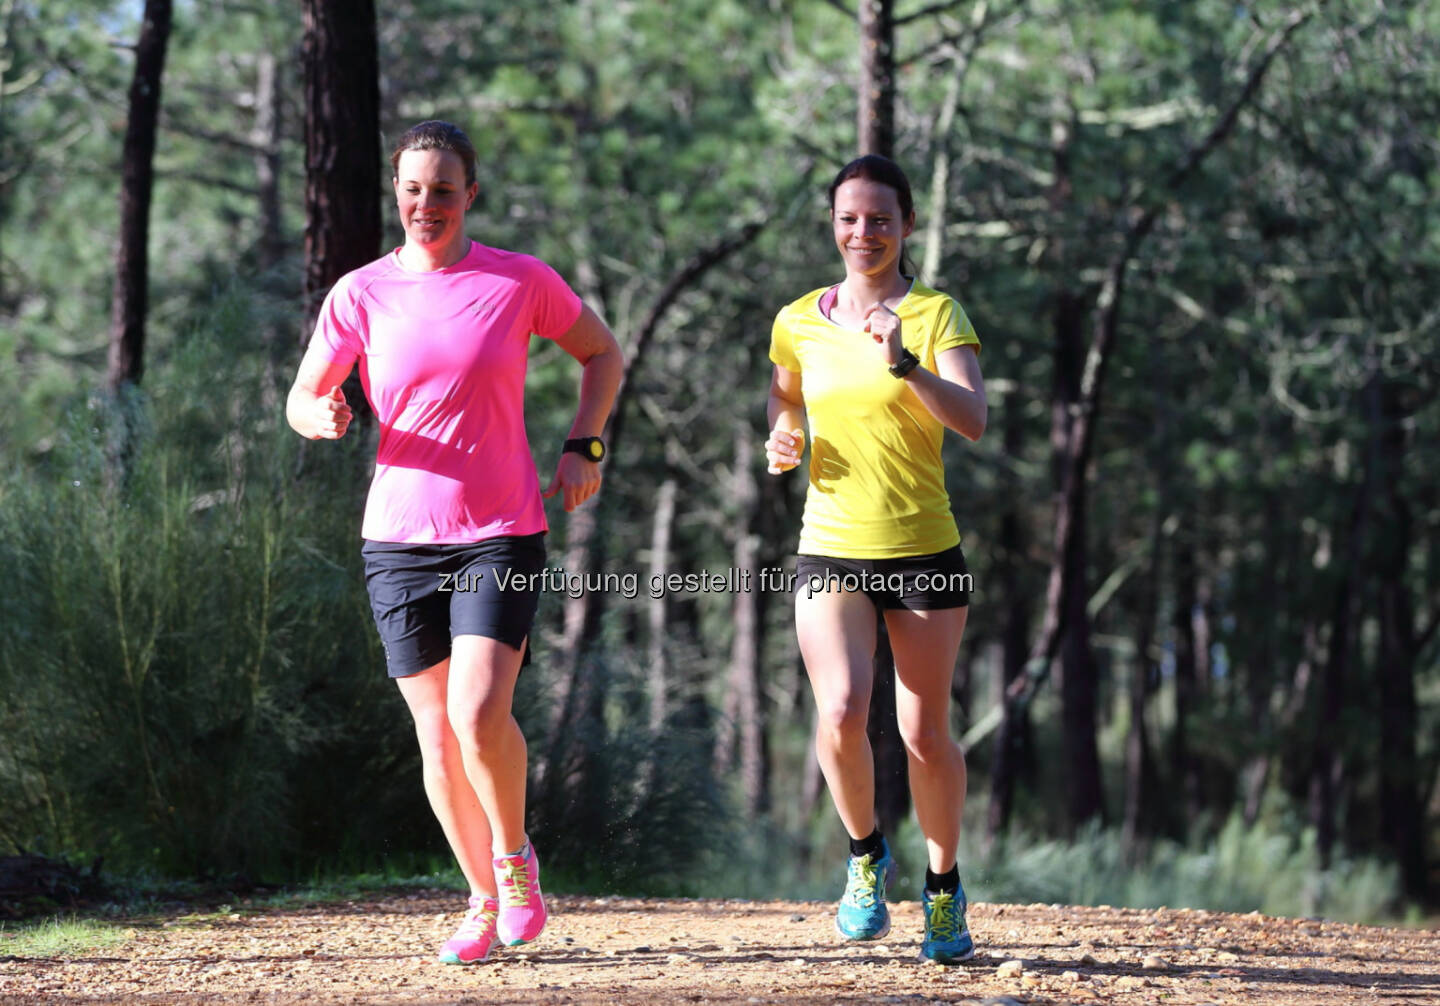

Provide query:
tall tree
left=300, top=0, right=380, bottom=333
left=851, top=0, right=913, bottom=840
left=857, top=0, right=895, bottom=157
left=105, top=0, right=173, bottom=392
left=996, top=7, right=1314, bottom=830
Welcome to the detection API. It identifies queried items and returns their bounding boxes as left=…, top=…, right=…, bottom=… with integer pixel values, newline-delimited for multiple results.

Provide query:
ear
left=465, top=181, right=479, bottom=210
left=902, top=211, right=916, bottom=239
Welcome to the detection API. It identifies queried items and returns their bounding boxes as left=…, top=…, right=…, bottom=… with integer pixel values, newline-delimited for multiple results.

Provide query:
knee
left=447, top=697, right=511, bottom=754
left=412, top=712, right=463, bottom=776
left=899, top=718, right=956, bottom=765
left=815, top=694, right=870, bottom=746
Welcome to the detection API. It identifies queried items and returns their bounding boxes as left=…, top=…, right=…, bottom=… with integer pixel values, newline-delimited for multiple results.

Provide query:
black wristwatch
left=889, top=348, right=920, bottom=379
left=563, top=436, right=607, bottom=462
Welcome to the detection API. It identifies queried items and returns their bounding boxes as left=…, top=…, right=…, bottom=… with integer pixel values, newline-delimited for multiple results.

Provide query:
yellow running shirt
left=769, top=280, right=980, bottom=559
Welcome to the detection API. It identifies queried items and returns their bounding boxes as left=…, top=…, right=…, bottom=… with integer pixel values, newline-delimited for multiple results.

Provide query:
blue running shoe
left=835, top=839, right=898, bottom=940
left=920, top=882, right=975, bottom=964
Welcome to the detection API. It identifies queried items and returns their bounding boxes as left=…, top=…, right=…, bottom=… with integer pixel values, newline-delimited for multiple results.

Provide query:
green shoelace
left=926, top=891, right=961, bottom=940
left=499, top=859, right=532, bottom=906
left=843, top=856, right=881, bottom=908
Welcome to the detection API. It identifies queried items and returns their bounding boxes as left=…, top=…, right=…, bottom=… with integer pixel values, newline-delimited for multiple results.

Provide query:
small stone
left=1218, top=950, right=1240, bottom=963
left=1061, top=970, right=1083, bottom=983
left=1020, top=974, right=1043, bottom=988
left=789, top=913, right=805, bottom=922
left=1142, top=954, right=1169, bottom=970
left=995, top=959, right=1025, bottom=979
left=1116, top=976, right=1151, bottom=990
left=633, top=945, right=653, bottom=953
left=1078, top=952, right=1099, bottom=966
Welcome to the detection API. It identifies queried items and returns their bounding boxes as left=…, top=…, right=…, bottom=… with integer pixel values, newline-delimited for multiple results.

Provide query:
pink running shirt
left=310, top=241, right=583, bottom=544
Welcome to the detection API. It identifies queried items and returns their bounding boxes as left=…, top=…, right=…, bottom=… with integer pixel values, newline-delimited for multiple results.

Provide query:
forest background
left=1, top=0, right=1436, bottom=924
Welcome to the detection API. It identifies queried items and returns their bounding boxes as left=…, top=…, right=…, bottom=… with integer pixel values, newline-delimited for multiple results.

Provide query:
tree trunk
left=854, top=0, right=910, bottom=840
left=1373, top=380, right=1425, bottom=898
left=1172, top=538, right=1201, bottom=834
left=987, top=388, right=1031, bottom=839
left=251, top=50, right=285, bottom=273
left=857, top=0, right=895, bottom=158
left=301, top=0, right=380, bottom=333
left=106, top=0, right=173, bottom=393
left=647, top=479, right=678, bottom=732
left=1122, top=513, right=1160, bottom=855
left=868, top=624, right=909, bottom=837
left=1311, top=443, right=1369, bottom=868
left=1058, top=472, right=1104, bottom=829
left=721, top=428, right=769, bottom=815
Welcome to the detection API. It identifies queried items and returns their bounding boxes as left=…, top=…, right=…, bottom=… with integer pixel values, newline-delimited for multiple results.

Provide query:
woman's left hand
left=544, top=452, right=603, bottom=512
left=864, top=302, right=903, bottom=366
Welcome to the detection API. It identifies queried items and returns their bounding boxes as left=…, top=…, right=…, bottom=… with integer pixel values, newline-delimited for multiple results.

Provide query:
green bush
left=960, top=812, right=1401, bottom=923
left=0, top=292, right=420, bottom=879
left=0, top=284, right=731, bottom=889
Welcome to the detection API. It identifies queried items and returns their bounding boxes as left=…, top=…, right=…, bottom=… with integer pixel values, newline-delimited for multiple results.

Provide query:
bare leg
left=445, top=634, right=529, bottom=855
left=886, top=606, right=969, bottom=874
left=395, top=660, right=497, bottom=897
left=796, top=586, right=879, bottom=840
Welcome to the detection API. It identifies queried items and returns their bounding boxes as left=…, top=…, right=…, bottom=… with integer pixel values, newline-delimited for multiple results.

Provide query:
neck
left=838, top=269, right=909, bottom=311
left=400, top=235, right=470, bottom=272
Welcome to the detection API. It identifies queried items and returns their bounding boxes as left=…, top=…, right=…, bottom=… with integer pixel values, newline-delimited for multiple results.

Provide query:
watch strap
left=563, top=436, right=606, bottom=462
left=889, top=348, right=920, bottom=379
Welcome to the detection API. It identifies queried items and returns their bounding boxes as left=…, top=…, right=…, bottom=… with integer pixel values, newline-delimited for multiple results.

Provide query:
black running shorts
left=361, top=533, right=546, bottom=678
left=793, top=545, right=971, bottom=610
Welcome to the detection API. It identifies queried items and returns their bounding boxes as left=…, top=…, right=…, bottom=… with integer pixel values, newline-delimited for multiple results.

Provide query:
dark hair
left=389, top=120, right=477, bottom=188
left=826, top=154, right=914, bottom=221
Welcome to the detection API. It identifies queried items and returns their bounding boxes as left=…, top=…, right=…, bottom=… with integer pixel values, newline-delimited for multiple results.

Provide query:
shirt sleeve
left=308, top=277, right=364, bottom=367
left=527, top=258, right=584, bottom=340
left=933, top=297, right=981, bottom=356
left=768, top=309, right=800, bottom=373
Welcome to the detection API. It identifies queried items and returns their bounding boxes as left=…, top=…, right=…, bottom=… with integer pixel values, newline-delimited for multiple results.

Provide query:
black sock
left=848, top=829, right=885, bottom=860
left=925, top=866, right=959, bottom=893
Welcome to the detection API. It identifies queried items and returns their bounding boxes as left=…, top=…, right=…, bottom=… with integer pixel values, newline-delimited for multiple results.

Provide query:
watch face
left=588, top=440, right=605, bottom=460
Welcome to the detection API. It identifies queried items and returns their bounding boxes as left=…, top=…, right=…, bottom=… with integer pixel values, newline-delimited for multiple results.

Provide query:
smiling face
left=830, top=177, right=915, bottom=281
left=392, top=148, right=477, bottom=259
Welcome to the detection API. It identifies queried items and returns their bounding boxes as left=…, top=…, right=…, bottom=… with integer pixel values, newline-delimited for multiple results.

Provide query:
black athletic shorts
left=361, top=533, right=546, bottom=678
left=794, top=545, right=971, bottom=610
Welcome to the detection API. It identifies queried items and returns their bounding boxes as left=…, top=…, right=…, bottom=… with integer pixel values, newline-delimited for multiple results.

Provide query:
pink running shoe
left=438, top=894, right=499, bottom=965
left=494, top=842, right=547, bottom=945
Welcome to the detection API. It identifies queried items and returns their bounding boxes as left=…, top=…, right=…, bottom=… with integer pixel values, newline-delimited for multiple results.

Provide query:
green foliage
left=0, top=287, right=411, bottom=877
left=0, top=914, right=130, bottom=958
left=965, top=815, right=1401, bottom=923
left=2, top=0, right=1437, bottom=907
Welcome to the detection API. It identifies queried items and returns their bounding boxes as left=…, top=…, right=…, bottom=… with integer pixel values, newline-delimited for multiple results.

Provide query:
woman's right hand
left=305, top=386, right=353, bottom=440
left=765, top=427, right=805, bottom=474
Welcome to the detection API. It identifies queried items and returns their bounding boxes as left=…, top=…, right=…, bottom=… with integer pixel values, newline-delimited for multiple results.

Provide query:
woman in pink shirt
left=286, top=120, right=622, bottom=965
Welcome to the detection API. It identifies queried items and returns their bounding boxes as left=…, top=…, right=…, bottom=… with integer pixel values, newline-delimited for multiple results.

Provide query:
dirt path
left=2, top=891, right=1435, bottom=1004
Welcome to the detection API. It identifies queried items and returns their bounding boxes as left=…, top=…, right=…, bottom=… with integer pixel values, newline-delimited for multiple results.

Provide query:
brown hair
left=389, top=120, right=477, bottom=188
left=827, top=154, right=914, bottom=221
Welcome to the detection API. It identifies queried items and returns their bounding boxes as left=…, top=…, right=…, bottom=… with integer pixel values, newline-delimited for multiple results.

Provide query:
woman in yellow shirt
left=764, top=155, right=987, bottom=965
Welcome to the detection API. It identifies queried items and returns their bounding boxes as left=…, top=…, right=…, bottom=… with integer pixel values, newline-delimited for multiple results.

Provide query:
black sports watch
left=889, top=348, right=920, bottom=379
left=563, top=436, right=607, bottom=462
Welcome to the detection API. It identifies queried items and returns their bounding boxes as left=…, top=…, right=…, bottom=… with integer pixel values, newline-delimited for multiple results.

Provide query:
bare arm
left=542, top=304, right=624, bottom=511
left=764, top=364, right=807, bottom=473
left=286, top=340, right=355, bottom=440
left=902, top=345, right=987, bottom=442
left=864, top=303, right=987, bottom=441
